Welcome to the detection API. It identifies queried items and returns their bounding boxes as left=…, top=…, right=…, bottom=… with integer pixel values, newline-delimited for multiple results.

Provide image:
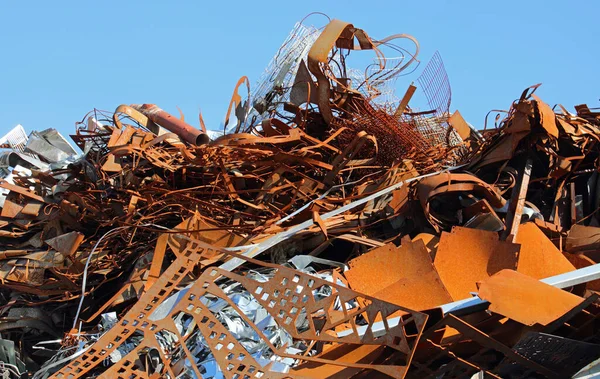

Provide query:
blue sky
left=1, top=0, right=598, bottom=138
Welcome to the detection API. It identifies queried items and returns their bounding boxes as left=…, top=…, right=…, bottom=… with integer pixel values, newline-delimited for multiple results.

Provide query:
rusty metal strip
left=501, top=157, right=533, bottom=242
left=307, top=19, right=371, bottom=124
left=394, top=83, right=417, bottom=120
left=0, top=179, right=45, bottom=203
left=223, top=76, right=250, bottom=134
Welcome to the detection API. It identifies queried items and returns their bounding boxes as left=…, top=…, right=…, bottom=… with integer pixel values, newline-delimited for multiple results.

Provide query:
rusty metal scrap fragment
left=566, top=224, right=600, bottom=253
left=478, top=269, right=585, bottom=327
left=344, top=239, right=452, bottom=311
left=434, top=227, right=519, bottom=300
left=515, top=222, right=575, bottom=279
left=1, top=14, right=600, bottom=379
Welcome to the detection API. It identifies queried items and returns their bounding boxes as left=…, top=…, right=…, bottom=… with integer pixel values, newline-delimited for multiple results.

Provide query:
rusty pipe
left=132, top=104, right=210, bottom=145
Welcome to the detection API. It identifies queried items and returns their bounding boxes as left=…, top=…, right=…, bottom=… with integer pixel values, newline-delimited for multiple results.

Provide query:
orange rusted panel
left=566, top=224, right=600, bottom=252
left=532, top=94, right=559, bottom=138
left=515, top=222, right=575, bottom=279
left=412, top=233, right=439, bottom=260
left=434, top=227, right=520, bottom=300
left=345, top=239, right=452, bottom=311
left=0, top=194, right=23, bottom=218
left=478, top=269, right=584, bottom=326
left=448, top=110, right=471, bottom=140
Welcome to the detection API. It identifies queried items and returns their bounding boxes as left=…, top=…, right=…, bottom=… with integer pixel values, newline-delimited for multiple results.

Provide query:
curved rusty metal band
left=307, top=19, right=374, bottom=124
left=113, top=104, right=153, bottom=131
left=223, top=76, right=250, bottom=134
left=417, top=173, right=507, bottom=231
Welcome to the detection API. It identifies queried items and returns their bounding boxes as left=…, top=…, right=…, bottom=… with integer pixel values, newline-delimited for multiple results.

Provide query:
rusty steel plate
left=434, top=227, right=520, bottom=300
left=515, top=222, right=575, bottom=279
left=478, top=269, right=584, bottom=326
left=345, top=239, right=452, bottom=311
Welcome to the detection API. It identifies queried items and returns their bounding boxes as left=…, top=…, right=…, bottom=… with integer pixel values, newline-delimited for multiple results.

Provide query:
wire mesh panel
left=249, top=22, right=320, bottom=124
left=405, top=51, right=461, bottom=147
left=347, top=56, right=409, bottom=107
left=411, top=113, right=462, bottom=147
left=0, top=125, right=28, bottom=153
left=416, top=51, right=451, bottom=118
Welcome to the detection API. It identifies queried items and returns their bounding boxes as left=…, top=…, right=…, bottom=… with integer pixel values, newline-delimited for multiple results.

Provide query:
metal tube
left=132, top=104, right=209, bottom=146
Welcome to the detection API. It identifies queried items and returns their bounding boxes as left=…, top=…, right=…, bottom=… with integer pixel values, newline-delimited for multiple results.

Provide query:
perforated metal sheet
left=51, top=236, right=428, bottom=378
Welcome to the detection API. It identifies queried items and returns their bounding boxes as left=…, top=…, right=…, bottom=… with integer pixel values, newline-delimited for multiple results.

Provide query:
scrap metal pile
left=2, top=16, right=600, bottom=379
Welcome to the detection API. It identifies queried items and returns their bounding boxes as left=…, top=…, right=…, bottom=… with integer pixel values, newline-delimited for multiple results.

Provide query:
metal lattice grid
left=347, top=56, right=407, bottom=108
left=416, top=51, right=451, bottom=117
left=0, top=125, right=28, bottom=153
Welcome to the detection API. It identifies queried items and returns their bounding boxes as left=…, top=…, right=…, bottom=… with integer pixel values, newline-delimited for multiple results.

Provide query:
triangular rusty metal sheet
left=345, top=239, right=452, bottom=311
left=479, top=269, right=584, bottom=326
left=434, top=227, right=520, bottom=300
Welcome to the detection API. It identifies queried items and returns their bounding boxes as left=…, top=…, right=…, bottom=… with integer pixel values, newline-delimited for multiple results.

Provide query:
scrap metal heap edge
left=0, top=16, right=600, bottom=379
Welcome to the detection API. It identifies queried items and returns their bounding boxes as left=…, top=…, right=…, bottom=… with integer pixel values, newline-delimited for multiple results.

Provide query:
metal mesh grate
left=249, top=22, right=320, bottom=124
left=0, top=125, right=29, bottom=153
left=417, top=51, right=451, bottom=117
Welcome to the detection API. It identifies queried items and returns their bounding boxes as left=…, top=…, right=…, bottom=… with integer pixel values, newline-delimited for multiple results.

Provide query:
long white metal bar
left=220, top=167, right=462, bottom=271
